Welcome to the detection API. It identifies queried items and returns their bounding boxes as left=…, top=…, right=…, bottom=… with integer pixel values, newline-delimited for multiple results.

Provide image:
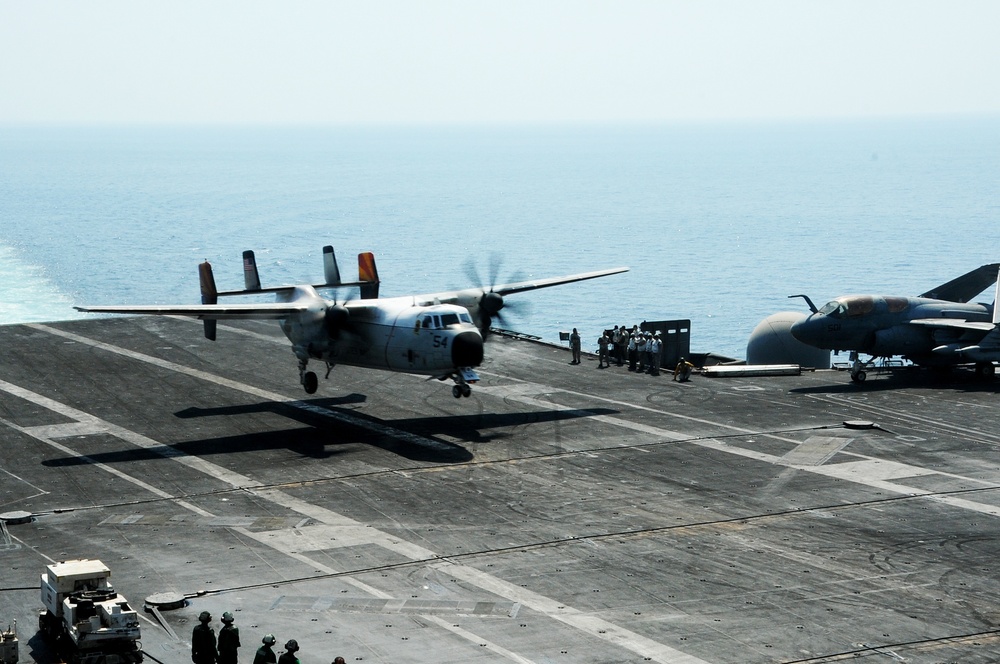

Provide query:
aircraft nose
left=789, top=318, right=807, bottom=343
left=452, top=331, right=484, bottom=367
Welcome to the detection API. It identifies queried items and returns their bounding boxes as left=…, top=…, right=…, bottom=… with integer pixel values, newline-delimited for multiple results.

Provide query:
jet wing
left=74, top=303, right=309, bottom=320
left=907, top=318, right=996, bottom=332
left=919, top=263, right=1000, bottom=303
left=415, top=267, right=629, bottom=304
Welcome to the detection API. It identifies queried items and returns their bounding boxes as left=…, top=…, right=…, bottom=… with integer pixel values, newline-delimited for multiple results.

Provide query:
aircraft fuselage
left=789, top=295, right=992, bottom=364
left=277, top=286, right=484, bottom=376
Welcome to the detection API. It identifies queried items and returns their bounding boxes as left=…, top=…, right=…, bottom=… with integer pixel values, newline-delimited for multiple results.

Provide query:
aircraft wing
left=907, top=318, right=996, bottom=332
left=74, top=303, right=309, bottom=320
left=919, top=263, right=1000, bottom=302
left=490, top=267, right=630, bottom=296
left=416, top=267, right=629, bottom=304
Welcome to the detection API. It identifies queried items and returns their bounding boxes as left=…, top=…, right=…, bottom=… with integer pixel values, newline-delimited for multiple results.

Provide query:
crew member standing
left=253, top=635, right=277, bottom=664
left=277, top=640, right=300, bottom=664
left=627, top=328, right=638, bottom=371
left=570, top=328, right=582, bottom=365
left=598, top=332, right=610, bottom=368
left=191, top=611, right=218, bottom=664
left=648, top=331, right=662, bottom=376
left=218, top=612, right=241, bottom=664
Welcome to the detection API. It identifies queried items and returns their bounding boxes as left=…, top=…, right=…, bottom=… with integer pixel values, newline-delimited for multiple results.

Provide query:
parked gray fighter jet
left=788, top=263, right=1000, bottom=382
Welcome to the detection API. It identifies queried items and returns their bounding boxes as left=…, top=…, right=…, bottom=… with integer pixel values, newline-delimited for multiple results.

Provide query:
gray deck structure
left=1, top=317, right=999, bottom=664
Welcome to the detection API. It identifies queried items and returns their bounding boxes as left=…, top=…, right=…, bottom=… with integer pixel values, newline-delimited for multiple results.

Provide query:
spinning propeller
left=464, top=253, right=530, bottom=337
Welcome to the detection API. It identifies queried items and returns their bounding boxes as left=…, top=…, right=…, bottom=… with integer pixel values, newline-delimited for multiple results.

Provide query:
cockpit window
left=819, top=297, right=874, bottom=318
left=843, top=296, right=874, bottom=317
left=886, top=296, right=909, bottom=313
left=818, top=301, right=846, bottom=317
left=433, top=315, right=442, bottom=328
left=440, top=313, right=460, bottom=327
left=459, top=312, right=472, bottom=324
left=422, top=316, right=433, bottom=329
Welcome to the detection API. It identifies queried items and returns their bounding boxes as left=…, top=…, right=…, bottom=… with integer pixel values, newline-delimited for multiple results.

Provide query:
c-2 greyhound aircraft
left=788, top=263, right=1000, bottom=383
left=76, top=247, right=628, bottom=397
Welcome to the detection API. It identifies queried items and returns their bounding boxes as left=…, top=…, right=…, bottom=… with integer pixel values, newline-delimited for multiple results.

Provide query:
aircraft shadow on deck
left=41, top=397, right=618, bottom=466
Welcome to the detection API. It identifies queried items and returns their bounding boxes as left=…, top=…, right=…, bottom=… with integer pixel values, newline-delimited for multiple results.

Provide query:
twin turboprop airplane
left=76, top=247, right=628, bottom=397
left=788, top=263, right=1000, bottom=383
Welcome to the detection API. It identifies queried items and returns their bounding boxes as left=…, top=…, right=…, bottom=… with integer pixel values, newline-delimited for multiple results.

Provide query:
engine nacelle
left=870, top=326, right=931, bottom=356
left=324, top=304, right=351, bottom=339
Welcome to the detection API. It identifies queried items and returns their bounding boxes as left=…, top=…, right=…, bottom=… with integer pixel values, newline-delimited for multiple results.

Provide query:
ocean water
left=1, top=119, right=998, bottom=360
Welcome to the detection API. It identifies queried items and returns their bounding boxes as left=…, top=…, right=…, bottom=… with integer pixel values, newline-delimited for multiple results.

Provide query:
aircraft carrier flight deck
left=1, top=316, right=999, bottom=664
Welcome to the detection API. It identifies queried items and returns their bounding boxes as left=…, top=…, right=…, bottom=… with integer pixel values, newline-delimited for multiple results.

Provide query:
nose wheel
left=298, top=356, right=319, bottom=394
left=450, top=368, right=479, bottom=398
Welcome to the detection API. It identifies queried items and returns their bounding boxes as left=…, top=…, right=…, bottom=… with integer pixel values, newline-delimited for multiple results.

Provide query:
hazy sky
left=3, top=0, right=999, bottom=125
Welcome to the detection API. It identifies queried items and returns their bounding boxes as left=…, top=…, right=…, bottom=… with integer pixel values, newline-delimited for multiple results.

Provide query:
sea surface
left=2, top=119, right=998, bottom=360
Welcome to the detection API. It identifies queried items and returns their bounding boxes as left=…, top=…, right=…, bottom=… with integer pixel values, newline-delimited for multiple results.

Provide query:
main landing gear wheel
left=850, top=370, right=867, bottom=384
left=452, top=384, right=472, bottom=398
left=303, top=371, right=318, bottom=394
left=975, top=362, right=996, bottom=379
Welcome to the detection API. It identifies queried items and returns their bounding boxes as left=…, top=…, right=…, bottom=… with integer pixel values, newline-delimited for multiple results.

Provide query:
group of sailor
left=191, top=611, right=347, bottom=664
left=592, top=325, right=693, bottom=381
left=597, top=325, right=662, bottom=375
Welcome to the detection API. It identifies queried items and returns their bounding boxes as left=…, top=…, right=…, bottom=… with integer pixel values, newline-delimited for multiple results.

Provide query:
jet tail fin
left=993, top=267, right=1000, bottom=325
left=358, top=252, right=380, bottom=299
left=243, top=250, right=262, bottom=291
left=920, top=262, right=1000, bottom=302
left=198, top=261, right=218, bottom=341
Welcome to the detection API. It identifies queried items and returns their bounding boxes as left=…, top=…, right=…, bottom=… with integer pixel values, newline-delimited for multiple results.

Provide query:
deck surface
left=1, top=316, right=999, bottom=664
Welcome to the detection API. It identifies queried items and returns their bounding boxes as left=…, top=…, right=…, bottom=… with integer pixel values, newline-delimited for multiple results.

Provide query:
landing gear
left=450, top=368, right=479, bottom=398
left=298, top=356, right=319, bottom=394
left=849, top=351, right=868, bottom=384
left=975, top=361, right=996, bottom=380
left=303, top=371, right=318, bottom=394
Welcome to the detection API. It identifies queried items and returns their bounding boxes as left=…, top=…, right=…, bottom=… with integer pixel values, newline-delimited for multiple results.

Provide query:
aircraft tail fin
left=993, top=267, right=1000, bottom=325
left=358, top=252, right=380, bottom=299
left=243, top=250, right=262, bottom=291
left=323, top=245, right=342, bottom=285
left=198, top=261, right=218, bottom=341
left=921, top=262, right=1000, bottom=302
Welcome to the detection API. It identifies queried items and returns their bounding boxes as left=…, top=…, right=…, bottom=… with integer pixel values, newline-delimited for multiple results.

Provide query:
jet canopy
left=816, top=295, right=909, bottom=319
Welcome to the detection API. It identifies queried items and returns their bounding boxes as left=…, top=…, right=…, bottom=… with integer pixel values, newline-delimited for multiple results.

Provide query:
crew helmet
left=284, top=639, right=299, bottom=652
left=221, top=611, right=234, bottom=624
left=262, top=634, right=276, bottom=646
left=198, top=611, right=212, bottom=623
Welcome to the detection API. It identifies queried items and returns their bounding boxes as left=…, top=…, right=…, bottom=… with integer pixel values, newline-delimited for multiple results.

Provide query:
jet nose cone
left=789, top=318, right=807, bottom=343
left=452, top=331, right=484, bottom=367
